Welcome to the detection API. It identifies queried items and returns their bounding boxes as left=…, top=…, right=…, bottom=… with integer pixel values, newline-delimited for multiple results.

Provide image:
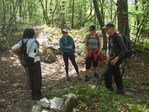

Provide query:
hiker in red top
left=84, top=25, right=102, bottom=81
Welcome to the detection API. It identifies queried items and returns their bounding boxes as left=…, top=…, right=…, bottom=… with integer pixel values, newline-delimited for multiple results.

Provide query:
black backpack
left=61, top=36, right=75, bottom=52
left=120, top=34, right=132, bottom=58
left=19, top=40, right=34, bottom=67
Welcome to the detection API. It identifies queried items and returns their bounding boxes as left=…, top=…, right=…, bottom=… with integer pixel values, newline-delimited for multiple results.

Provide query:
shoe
left=66, top=74, right=70, bottom=80
left=32, top=95, right=44, bottom=101
left=77, top=73, right=82, bottom=80
left=115, top=89, right=125, bottom=95
left=94, top=73, right=99, bottom=78
left=84, top=75, right=90, bottom=81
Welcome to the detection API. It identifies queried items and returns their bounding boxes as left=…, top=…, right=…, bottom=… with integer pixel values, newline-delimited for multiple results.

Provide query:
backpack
left=120, top=34, right=132, bottom=58
left=19, top=40, right=34, bottom=67
left=61, top=36, right=75, bottom=52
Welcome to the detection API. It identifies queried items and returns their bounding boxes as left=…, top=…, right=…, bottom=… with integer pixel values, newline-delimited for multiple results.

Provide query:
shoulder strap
left=88, top=33, right=99, bottom=40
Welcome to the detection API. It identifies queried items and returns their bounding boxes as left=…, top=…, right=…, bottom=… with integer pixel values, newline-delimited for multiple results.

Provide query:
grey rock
left=49, top=97, right=63, bottom=112
left=62, top=94, right=78, bottom=112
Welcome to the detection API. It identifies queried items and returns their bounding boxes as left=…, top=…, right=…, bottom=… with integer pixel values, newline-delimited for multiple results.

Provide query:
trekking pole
left=94, top=73, right=104, bottom=90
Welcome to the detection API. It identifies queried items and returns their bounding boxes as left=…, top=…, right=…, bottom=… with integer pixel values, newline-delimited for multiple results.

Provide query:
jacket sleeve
left=11, top=40, right=22, bottom=50
left=116, top=35, right=128, bottom=59
left=69, top=37, right=73, bottom=46
left=59, top=38, right=69, bottom=50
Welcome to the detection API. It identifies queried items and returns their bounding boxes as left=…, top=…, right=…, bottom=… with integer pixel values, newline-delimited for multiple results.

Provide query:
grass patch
left=56, top=85, right=148, bottom=112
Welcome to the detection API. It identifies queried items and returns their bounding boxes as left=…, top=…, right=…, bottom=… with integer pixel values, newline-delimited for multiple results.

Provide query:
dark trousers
left=63, top=52, right=79, bottom=74
left=28, top=61, right=42, bottom=97
left=86, top=54, right=99, bottom=69
left=104, top=59, right=123, bottom=90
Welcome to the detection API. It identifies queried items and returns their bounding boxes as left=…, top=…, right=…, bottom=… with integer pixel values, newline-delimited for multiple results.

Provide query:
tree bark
left=2, top=0, right=6, bottom=36
left=52, top=0, right=58, bottom=26
left=72, top=0, right=74, bottom=29
left=92, top=0, right=107, bottom=50
left=117, top=0, right=129, bottom=36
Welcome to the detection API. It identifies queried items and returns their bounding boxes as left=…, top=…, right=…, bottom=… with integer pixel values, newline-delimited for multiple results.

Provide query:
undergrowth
left=56, top=85, right=148, bottom=112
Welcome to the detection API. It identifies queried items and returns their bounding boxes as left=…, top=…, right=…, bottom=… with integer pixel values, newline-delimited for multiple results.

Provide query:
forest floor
left=0, top=26, right=149, bottom=112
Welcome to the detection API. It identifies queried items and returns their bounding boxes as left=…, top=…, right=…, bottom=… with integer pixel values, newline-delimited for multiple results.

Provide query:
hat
left=102, top=23, right=115, bottom=30
left=62, top=29, right=68, bottom=33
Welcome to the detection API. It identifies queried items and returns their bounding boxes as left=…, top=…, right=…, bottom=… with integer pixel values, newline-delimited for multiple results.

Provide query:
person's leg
left=24, top=67, right=30, bottom=87
left=29, top=61, right=42, bottom=99
left=63, top=52, right=69, bottom=80
left=104, top=64, right=114, bottom=91
left=85, top=56, right=92, bottom=81
left=93, top=56, right=99, bottom=78
left=69, top=54, right=81, bottom=80
left=113, top=59, right=124, bottom=94
left=63, top=53, right=69, bottom=74
left=69, top=54, right=79, bottom=73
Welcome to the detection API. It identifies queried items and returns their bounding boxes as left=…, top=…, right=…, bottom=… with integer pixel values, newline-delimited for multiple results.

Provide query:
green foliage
left=123, top=77, right=139, bottom=87
left=132, top=38, right=149, bottom=52
left=0, top=90, right=4, bottom=98
left=56, top=85, right=148, bottom=111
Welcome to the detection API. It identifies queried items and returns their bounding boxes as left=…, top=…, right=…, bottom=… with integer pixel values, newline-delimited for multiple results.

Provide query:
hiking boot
left=115, top=89, right=125, bottom=95
left=65, top=74, right=70, bottom=80
left=94, top=73, right=99, bottom=78
left=77, top=73, right=82, bottom=80
left=84, top=75, right=90, bottom=81
left=32, top=95, right=45, bottom=101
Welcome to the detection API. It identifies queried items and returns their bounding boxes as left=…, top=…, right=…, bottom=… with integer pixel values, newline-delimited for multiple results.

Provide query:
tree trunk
left=2, top=0, right=6, bottom=36
left=39, top=0, right=47, bottom=23
left=19, top=0, right=22, bottom=19
left=71, top=0, right=74, bottom=29
left=52, top=0, right=58, bottom=26
left=92, top=0, right=107, bottom=50
left=117, top=0, right=129, bottom=36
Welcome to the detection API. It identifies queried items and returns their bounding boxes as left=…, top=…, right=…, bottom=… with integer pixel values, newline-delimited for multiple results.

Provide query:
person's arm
left=11, top=40, right=22, bottom=51
left=59, top=38, right=69, bottom=50
left=110, top=35, right=127, bottom=65
left=67, top=37, right=73, bottom=49
left=106, top=39, right=110, bottom=62
left=85, top=35, right=89, bottom=57
left=116, top=35, right=127, bottom=59
left=97, top=35, right=101, bottom=56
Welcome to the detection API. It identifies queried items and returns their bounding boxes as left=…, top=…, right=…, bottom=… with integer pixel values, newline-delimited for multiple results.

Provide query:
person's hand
left=40, top=52, right=44, bottom=56
left=110, top=57, right=118, bottom=65
left=106, top=54, right=110, bottom=62
left=68, top=46, right=73, bottom=49
left=97, top=51, right=100, bottom=57
left=86, top=52, right=89, bottom=57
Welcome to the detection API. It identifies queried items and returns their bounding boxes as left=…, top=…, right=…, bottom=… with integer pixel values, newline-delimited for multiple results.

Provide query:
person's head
left=89, top=25, right=96, bottom=34
left=22, top=28, right=35, bottom=39
left=62, top=29, right=68, bottom=37
left=102, top=23, right=115, bottom=36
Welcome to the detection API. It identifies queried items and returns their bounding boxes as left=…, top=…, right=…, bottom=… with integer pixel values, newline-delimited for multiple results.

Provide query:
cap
left=102, top=23, right=115, bottom=30
left=62, top=29, right=68, bottom=33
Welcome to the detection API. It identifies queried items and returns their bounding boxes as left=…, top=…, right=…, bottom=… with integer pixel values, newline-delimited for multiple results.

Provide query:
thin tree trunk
left=72, top=0, right=74, bottom=29
left=93, top=0, right=107, bottom=50
left=2, top=0, right=6, bottom=36
left=117, top=0, right=129, bottom=36
left=52, top=0, right=58, bottom=26
left=39, top=0, right=47, bottom=23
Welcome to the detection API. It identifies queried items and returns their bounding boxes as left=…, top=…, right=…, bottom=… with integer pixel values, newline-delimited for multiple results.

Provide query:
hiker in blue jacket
left=59, top=29, right=81, bottom=80
left=102, top=23, right=127, bottom=94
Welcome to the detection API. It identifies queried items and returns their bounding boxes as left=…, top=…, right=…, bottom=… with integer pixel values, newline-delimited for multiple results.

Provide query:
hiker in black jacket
left=102, top=23, right=127, bottom=94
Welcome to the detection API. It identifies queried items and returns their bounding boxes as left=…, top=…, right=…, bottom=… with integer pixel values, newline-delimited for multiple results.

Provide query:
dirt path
left=0, top=27, right=149, bottom=112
